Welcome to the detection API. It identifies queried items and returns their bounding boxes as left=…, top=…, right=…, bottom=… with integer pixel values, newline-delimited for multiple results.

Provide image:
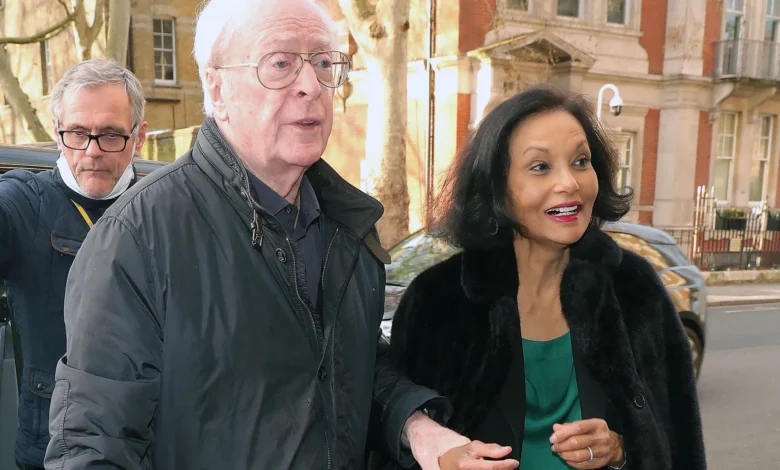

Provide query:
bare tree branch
left=0, top=48, right=53, bottom=141
left=0, top=15, right=74, bottom=45
left=87, top=0, right=105, bottom=45
left=57, top=0, right=72, bottom=17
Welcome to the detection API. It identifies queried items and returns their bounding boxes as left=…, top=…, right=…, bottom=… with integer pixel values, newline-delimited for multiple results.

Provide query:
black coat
left=44, top=118, right=449, bottom=470
left=0, top=168, right=125, bottom=467
left=371, top=227, right=706, bottom=470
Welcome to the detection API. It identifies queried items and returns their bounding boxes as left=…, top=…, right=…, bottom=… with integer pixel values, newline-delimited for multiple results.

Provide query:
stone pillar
left=662, top=0, right=706, bottom=77
left=652, top=0, right=708, bottom=227
left=653, top=105, right=701, bottom=226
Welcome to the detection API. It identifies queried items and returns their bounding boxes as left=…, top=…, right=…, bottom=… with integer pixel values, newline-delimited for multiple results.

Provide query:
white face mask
left=57, top=153, right=135, bottom=200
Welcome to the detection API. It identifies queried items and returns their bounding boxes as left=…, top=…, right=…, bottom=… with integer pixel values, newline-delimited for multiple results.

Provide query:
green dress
left=520, top=331, right=582, bottom=469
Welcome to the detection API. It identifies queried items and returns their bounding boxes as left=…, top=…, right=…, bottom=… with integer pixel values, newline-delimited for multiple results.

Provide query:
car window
left=606, top=232, right=691, bottom=291
left=606, top=232, right=674, bottom=272
left=386, top=232, right=459, bottom=286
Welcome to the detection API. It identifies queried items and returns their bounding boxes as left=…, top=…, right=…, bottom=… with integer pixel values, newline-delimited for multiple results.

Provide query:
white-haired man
left=0, top=58, right=147, bottom=470
left=44, top=1, right=518, bottom=469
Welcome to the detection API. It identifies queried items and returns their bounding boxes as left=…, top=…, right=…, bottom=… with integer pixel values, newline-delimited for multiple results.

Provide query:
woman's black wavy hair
left=430, top=85, right=634, bottom=251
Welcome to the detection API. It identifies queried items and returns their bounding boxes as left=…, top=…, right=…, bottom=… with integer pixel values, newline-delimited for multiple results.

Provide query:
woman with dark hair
left=372, top=86, right=706, bottom=470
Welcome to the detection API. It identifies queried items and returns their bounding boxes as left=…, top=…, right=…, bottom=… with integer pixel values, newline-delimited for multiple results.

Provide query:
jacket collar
left=193, top=118, right=384, bottom=239
left=460, top=225, right=623, bottom=302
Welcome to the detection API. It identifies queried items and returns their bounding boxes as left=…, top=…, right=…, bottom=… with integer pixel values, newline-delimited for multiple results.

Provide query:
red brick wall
left=459, top=0, right=496, bottom=53
left=639, top=0, right=668, bottom=75
left=456, top=93, right=471, bottom=152
left=640, top=109, right=661, bottom=223
left=694, top=111, right=713, bottom=196
left=702, top=0, right=723, bottom=76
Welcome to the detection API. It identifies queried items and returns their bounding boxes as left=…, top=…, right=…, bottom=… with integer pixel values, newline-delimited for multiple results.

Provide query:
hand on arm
left=404, top=411, right=519, bottom=470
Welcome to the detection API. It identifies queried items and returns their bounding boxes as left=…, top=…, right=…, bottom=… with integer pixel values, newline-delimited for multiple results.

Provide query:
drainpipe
left=425, top=0, right=437, bottom=210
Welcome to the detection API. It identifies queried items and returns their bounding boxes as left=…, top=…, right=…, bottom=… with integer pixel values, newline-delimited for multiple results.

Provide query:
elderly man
left=44, top=1, right=519, bottom=469
left=0, top=58, right=147, bottom=470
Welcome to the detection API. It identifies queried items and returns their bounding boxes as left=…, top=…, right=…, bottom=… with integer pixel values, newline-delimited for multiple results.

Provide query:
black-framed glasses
left=215, top=51, right=350, bottom=90
left=58, top=125, right=136, bottom=153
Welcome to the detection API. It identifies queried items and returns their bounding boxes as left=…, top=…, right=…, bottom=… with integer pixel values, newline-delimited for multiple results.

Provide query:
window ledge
left=154, top=80, right=181, bottom=88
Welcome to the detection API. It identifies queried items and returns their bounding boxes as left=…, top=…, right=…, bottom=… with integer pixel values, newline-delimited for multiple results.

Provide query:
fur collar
left=461, top=225, right=623, bottom=302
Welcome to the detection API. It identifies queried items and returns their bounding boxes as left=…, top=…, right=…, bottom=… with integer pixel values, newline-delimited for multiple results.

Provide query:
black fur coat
left=370, top=227, right=706, bottom=470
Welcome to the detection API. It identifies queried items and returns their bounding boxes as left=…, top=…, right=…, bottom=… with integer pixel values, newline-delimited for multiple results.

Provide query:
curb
left=707, top=297, right=780, bottom=307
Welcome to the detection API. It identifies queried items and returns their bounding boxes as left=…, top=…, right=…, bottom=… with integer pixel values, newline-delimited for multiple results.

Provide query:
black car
left=0, top=143, right=167, bottom=468
left=381, top=222, right=708, bottom=380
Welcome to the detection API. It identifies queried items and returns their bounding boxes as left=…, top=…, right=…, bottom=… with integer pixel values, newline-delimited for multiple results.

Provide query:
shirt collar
left=248, top=172, right=321, bottom=222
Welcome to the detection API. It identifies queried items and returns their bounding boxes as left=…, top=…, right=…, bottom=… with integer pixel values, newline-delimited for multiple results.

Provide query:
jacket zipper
left=321, top=229, right=338, bottom=470
left=285, top=236, right=333, bottom=469
left=209, top=124, right=333, bottom=466
left=321, top=228, right=338, bottom=279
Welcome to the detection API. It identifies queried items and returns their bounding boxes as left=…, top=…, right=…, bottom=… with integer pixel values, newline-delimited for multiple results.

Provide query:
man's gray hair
left=193, top=0, right=339, bottom=116
left=51, top=58, right=146, bottom=128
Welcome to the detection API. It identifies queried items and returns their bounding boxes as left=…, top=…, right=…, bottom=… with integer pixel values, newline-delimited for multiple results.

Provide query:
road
left=699, top=303, right=780, bottom=468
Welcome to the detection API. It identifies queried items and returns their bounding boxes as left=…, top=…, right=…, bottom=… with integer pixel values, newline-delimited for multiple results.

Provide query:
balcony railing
left=714, top=39, right=780, bottom=81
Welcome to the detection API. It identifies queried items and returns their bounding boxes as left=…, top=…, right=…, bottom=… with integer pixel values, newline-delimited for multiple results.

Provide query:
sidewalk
left=707, top=284, right=780, bottom=307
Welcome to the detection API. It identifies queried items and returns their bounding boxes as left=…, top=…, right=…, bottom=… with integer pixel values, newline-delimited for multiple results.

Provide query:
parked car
left=381, top=221, right=708, bottom=380
left=0, top=143, right=167, bottom=468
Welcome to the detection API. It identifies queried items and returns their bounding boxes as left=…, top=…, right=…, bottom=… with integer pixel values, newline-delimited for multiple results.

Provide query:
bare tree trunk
left=337, top=0, right=411, bottom=247
left=106, top=0, right=130, bottom=65
left=0, top=48, right=52, bottom=141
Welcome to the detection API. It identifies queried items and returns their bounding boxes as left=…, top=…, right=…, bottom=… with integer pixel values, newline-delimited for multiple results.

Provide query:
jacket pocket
left=51, top=232, right=84, bottom=257
left=27, top=365, right=55, bottom=399
left=26, top=366, right=55, bottom=439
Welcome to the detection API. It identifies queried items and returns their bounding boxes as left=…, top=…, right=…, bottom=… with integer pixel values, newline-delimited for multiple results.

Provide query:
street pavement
left=707, top=283, right=780, bottom=306
left=698, top=303, right=780, bottom=468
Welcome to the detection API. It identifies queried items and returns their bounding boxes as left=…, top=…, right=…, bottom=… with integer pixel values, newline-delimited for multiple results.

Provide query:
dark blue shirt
left=248, top=173, right=322, bottom=307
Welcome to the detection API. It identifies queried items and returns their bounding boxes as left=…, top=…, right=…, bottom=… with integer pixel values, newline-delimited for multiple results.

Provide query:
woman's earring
left=488, top=217, right=499, bottom=236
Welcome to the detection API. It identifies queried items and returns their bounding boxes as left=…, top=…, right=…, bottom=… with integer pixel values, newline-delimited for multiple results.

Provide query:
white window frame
left=606, top=0, right=628, bottom=25
left=611, top=132, right=633, bottom=191
left=506, top=0, right=529, bottom=12
left=714, top=112, right=739, bottom=202
left=750, top=115, right=774, bottom=203
left=153, top=18, right=176, bottom=85
left=724, top=0, right=745, bottom=40
left=556, top=0, right=581, bottom=19
left=764, top=0, right=780, bottom=78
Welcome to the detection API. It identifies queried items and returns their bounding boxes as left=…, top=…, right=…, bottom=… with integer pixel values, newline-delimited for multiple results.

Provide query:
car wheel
left=685, top=326, right=703, bottom=380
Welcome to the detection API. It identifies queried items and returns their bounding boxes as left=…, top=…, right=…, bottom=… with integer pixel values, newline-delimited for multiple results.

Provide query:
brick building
left=0, top=0, right=202, bottom=143
left=323, top=0, right=780, bottom=231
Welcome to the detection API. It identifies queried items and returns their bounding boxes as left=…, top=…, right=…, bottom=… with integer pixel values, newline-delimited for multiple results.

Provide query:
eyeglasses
left=58, top=125, right=137, bottom=153
left=214, top=51, right=350, bottom=90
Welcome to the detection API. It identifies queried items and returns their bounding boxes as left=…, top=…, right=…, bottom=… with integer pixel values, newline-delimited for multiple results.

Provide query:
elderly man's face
left=55, top=83, right=147, bottom=198
left=214, top=0, right=335, bottom=171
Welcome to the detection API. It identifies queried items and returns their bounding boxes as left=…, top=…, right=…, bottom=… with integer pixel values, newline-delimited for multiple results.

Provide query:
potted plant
left=716, top=207, right=747, bottom=230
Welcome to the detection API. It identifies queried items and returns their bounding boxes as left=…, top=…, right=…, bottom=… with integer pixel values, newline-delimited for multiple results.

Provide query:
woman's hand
left=438, top=441, right=519, bottom=470
left=549, top=419, right=625, bottom=469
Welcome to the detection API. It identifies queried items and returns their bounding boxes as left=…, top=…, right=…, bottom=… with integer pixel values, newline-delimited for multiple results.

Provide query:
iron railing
left=714, top=39, right=780, bottom=81
left=661, top=186, right=780, bottom=270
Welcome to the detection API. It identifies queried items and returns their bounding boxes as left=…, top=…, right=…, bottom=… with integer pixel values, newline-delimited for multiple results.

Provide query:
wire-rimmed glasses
left=214, top=51, right=350, bottom=90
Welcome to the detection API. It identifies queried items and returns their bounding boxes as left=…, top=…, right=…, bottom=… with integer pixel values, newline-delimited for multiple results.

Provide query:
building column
left=653, top=104, right=701, bottom=226
left=652, top=0, right=708, bottom=227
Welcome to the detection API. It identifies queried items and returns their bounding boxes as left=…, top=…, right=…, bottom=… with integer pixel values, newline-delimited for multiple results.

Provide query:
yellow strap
left=71, top=200, right=94, bottom=229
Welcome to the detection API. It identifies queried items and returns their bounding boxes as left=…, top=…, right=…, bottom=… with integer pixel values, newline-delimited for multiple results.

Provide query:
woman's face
left=507, top=110, right=599, bottom=248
